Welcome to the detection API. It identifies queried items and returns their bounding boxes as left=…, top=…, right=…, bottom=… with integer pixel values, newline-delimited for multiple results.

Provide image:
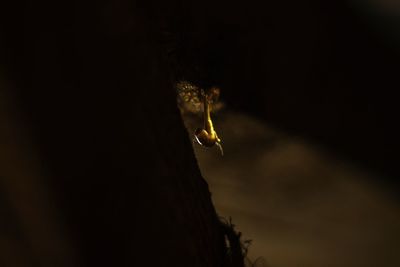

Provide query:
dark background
left=178, top=0, right=400, bottom=185
left=1, top=0, right=399, bottom=266
left=3, top=0, right=399, bottom=182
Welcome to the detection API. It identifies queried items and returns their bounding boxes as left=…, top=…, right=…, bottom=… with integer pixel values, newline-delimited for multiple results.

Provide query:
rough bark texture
left=0, top=1, right=231, bottom=266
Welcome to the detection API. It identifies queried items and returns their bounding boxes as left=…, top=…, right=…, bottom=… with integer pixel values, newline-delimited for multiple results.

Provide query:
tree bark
left=0, top=1, right=233, bottom=266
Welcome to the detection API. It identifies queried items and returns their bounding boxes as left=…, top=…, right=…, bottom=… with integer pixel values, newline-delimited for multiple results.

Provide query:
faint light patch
left=191, top=110, right=400, bottom=267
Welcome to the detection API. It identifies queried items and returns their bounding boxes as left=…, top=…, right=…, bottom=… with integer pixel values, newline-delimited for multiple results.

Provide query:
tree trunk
left=0, top=1, right=235, bottom=266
